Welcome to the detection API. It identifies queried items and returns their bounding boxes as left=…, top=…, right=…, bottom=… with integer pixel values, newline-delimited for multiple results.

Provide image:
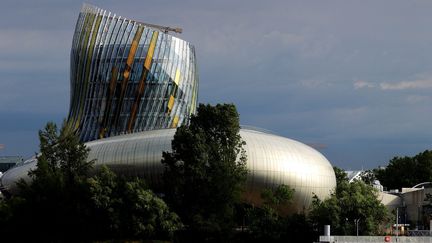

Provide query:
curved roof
left=0, top=128, right=335, bottom=212
left=86, top=128, right=336, bottom=211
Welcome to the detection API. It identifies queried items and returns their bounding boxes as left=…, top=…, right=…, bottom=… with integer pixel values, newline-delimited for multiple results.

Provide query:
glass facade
left=68, top=4, right=199, bottom=142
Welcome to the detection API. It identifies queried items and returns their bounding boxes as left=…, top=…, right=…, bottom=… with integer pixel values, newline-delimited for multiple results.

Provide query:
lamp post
left=354, top=218, right=360, bottom=236
left=396, top=207, right=399, bottom=239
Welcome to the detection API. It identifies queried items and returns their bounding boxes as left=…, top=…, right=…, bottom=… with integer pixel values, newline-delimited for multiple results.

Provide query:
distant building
left=348, top=169, right=432, bottom=231
left=0, top=156, right=22, bottom=173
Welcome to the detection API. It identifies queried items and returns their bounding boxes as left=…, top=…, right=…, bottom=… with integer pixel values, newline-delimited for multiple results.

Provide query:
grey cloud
left=405, top=95, right=431, bottom=104
left=355, top=78, right=432, bottom=91
left=380, top=79, right=432, bottom=90
left=354, top=80, right=376, bottom=89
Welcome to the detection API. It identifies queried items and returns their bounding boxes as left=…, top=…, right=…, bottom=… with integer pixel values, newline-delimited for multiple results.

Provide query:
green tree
left=245, top=185, right=316, bottom=243
left=310, top=167, right=390, bottom=236
left=375, top=150, right=432, bottom=190
left=246, top=185, right=295, bottom=241
left=88, top=166, right=182, bottom=240
left=162, top=103, right=248, bottom=240
left=333, top=166, right=349, bottom=195
left=9, top=122, right=93, bottom=239
left=0, top=121, right=181, bottom=241
left=359, top=170, right=377, bottom=185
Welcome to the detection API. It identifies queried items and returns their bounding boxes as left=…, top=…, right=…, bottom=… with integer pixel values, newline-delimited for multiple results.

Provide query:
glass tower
left=68, top=4, right=199, bottom=142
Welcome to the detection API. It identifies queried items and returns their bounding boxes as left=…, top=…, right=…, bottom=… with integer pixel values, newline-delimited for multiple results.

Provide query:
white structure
left=1, top=128, right=336, bottom=213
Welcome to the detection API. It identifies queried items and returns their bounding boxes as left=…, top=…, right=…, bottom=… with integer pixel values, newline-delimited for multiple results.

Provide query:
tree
left=310, top=167, right=390, bottom=236
left=245, top=185, right=316, bottom=243
left=359, top=170, right=377, bottom=185
left=161, top=103, right=248, bottom=240
left=246, top=185, right=294, bottom=241
left=0, top=121, right=181, bottom=241
left=375, top=150, right=432, bottom=190
left=87, top=166, right=182, bottom=240
left=333, top=166, right=349, bottom=195
left=9, top=121, right=94, bottom=240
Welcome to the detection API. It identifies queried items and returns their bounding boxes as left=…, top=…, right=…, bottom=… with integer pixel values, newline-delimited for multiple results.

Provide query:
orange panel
left=171, top=115, right=179, bottom=128
left=167, top=95, right=175, bottom=112
left=126, top=30, right=159, bottom=132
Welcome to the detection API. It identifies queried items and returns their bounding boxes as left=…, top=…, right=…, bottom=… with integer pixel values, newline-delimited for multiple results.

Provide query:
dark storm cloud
left=1, top=0, right=432, bottom=168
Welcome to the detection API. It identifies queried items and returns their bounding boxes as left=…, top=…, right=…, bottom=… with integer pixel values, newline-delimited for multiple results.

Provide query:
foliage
left=359, top=170, right=377, bottom=185
left=333, top=166, right=349, bottom=194
left=6, top=121, right=94, bottom=240
left=245, top=185, right=316, bottom=243
left=0, top=121, right=181, bottom=241
left=87, top=166, right=182, bottom=240
left=309, top=167, right=390, bottom=236
left=162, top=103, right=248, bottom=240
left=375, top=150, right=432, bottom=190
left=260, top=184, right=295, bottom=209
left=246, top=185, right=295, bottom=241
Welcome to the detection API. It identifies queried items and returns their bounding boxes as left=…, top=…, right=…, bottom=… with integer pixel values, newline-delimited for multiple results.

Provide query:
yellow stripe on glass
left=171, top=115, right=179, bottom=128
left=144, top=31, right=159, bottom=70
left=123, top=25, right=144, bottom=79
left=126, top=30, right=159, bottom=133
left=167, top=95, right=175, bottom=112
left=174, top=69, right=181, bottom=85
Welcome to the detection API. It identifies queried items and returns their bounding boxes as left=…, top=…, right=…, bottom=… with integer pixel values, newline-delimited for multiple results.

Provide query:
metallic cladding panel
left=0, top=129, right=336, bottom=212
left=69, top=4, right=199, bottom=142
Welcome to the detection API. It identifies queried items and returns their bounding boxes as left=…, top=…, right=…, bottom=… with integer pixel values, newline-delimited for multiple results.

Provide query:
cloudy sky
left=1, top=0, right=432, bottom=169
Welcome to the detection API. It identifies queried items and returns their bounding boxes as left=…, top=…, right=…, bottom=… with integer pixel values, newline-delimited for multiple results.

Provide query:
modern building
left=0, top=4, right=336, bottom=213
left=69, top=4, right=198, bottom=142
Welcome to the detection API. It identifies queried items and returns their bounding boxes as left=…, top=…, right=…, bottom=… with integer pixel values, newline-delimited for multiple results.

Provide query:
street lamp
left=354, top=218, right=360, bottom=236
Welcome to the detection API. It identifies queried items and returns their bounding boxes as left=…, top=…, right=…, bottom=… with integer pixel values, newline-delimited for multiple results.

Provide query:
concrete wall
left=319, top=235, right=432, bottom=242
left=401, top=188, right=424, bottom=225
left=378, top=191, right=402, bottom=211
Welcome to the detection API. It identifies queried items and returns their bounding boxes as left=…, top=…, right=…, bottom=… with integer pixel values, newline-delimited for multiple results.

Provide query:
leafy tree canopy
left=0, top=121, right=181, bottom=241
left=375, top=150, right=432, bottom=190
left=246, top=185, right=294, bottom=241
left=162, top=103, right=248, bottom=239
left=310, top=167, right=390, bottom=236
left=245, top=185, right=316, bottom=243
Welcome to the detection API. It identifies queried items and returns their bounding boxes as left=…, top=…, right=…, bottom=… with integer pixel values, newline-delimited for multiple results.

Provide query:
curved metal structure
left=0, top=4, right=336, bottom=212
left=69, top=4, right=198, bottom=142
left=412, top=182, right=432, bottom=188
left=1, top=128, right=336, bottom=212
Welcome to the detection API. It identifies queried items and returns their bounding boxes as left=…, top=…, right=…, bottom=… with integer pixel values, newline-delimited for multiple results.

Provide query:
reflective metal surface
left=1, top=128, right=335, bottom=212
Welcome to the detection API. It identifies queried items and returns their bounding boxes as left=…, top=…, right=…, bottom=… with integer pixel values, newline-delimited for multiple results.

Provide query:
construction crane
left=106, top=15, right=183, bottom=34
left=135, top=20, right=182, bottom=34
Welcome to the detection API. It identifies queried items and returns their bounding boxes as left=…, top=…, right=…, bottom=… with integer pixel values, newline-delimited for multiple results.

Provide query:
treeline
left=0, top=122, right=182, bottom=241
left=0, top=104, right=390, bottom=242
left=374, top=150, right=432, bottom=190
